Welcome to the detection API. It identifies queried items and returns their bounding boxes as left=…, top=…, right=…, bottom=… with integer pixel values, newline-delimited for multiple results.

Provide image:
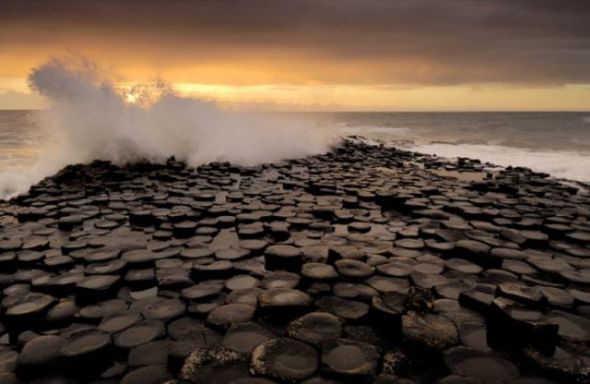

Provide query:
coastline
left=0, top=139, right=589, bottom=383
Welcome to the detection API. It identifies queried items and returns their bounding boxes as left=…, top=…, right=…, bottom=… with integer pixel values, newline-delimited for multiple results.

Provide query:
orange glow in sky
left=1, top=1, right=589, bottom=111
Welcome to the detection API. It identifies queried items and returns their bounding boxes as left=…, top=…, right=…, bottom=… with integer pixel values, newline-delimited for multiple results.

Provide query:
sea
left=1, top=110, right=589, bottom=187
left=310, top=111, right=590, bottom=183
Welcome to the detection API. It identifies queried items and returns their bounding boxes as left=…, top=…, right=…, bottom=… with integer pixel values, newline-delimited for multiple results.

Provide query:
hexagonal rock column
left=251, top=338, right=319, bottom=382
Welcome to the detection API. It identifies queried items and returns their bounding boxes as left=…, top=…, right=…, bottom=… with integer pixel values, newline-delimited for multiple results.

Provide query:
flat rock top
left=265, top=245, right=301, bottom=258
left=251, top=338, right=318, bottom=382
left=258, top=288, right=312, bottom=307
left=321, top=338, right=381, bottom=378
left=61, top=329, right=111, bottom=357
left=0, top=140, right=589, bottom=383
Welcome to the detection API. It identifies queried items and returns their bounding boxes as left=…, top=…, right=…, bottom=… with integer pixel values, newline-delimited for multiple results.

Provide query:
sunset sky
left=1, top=0, right=589, bottom=111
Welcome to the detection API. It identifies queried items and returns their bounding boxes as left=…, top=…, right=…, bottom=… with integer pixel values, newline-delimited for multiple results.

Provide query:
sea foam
left=0, top=58, right=333, bottom=199
left=411, top=143, right=590, bottom=182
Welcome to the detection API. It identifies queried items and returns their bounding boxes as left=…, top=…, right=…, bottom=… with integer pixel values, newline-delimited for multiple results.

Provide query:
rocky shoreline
left=0, top=139, right=589, bottom=383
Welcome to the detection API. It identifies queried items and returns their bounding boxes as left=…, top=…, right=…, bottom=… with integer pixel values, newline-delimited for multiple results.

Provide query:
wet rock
left=222, top=322, right=275, bottom=354
left=528, top=257, right=574, bottom=276
left=172, top=221, right=197, bottom=238
left=329, top=246, right=365, bottom=261
left=488, top=297, right=558, bottom=352
left=191, top=260, right=234, bottom=280
left=128, top=340, right=169, bottom=367
left=216, top=248, right=251, bottom=261
left=520, top=230, right=549, bottom=247
left=167, top=316, right=222, bottom=345
left=380, top=349, right=407, bottom=377
left=377, top=261, right=414, bottom=278
left=121, top=364, right=173, bottom=384
left=402, top=312, right=458, bottom=350
left=181, top=247, right=214, bottom=260
left=16, top=335, right=66, bottom=374
left=75, top=275, right=120, bottom=304
left=238, top=224, right=265, bottom=239
left=444, top=346, right=520, bottom=382
left=537, top=286, right=574, bottom=309
left=206, top=303, right=256, bottom=330
left=410, top=272, right=449, bottom=289
left=57, top=215, right=84, bottom=231
left=2, top=139, right=590, bottom=383
left=560, top=269, right=590, bottom=285
left=301, top=246, right=330, bottom=263
left=142, top=298, right=186, bottom=322
left=129, top=210, right=155, bottom=227
left=302, top=262, right=338, bottom=282
left=454, top=240, right=495, bottom=268
left=348, top=222, right=371, bottom=233
left=5, top=292, right=56, bottom=333
left=43, top=298, right=79, bottom=325
left=567, top=231, right=590, bottom=245
left=394, top=238, right=425, bottom=250
left=125, top=268, right=156, bottom=288
left=287, top=312, right=343, bottom=347
left=334, top=259, right=374, bottom=279
left=321, top=338, right=380, bottom=381
left=370, top=292, right=405, bottom=338
left=251, top=338, right=318, bottom=382
left=114, top=320, right=166, bottom=349
left=226, top=288, right=262, bottom=306
left=60, top=329, right=112, bottom=376
left=366, top=275, right=410, bottom=294
left=544, top=310, right=590, bottom=344
left=569, top=288, right=590, bottom=305
left=179, top=346, right=249, bottom=383
left=98, top=311, right=142, bottom=333
left=332, top=282, right=374, bottom=300
left=0, top=346, right=18, bottom=373
left=122, top=250, right=157, bottom=268
left=458, top=284, right=496, bottom=313
left=502, top=259, right=537, bottom=276
left=445, top=259, right=482, bottom=275
left=240, top=239, right=269, bottom=255
left=181, top=281, right=224, bottom=301
left=225, top=275, right=259, bottom=290
left=524, top=343, right=590, bottom=383
left=316, top=296, right=369, bottom=321
left=264, top=245, right=302, bottom=272
left=77, top=298, right=127, bottom=322
left=435, top=279, right=474, bottom=300
left=497, top=283, right=544, bottom=306
left=258, top=288, right=312, bottom=322
left=0, top=372, right=21, bottom=384
left=261, top=271, right=300, bottom=289
left=412, top=262, right=444, bottom=275
left=457, top=322, right=490, bottom=352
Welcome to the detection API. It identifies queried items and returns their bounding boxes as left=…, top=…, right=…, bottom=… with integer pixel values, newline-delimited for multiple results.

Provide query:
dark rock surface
left=0, top=139, right=589, bottom=383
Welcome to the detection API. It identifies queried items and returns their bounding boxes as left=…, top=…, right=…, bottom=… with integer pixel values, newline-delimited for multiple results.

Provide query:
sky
left=1, top=0, right=589, bottom=111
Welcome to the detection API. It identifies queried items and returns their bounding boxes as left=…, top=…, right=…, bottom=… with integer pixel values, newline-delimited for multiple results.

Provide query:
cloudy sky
left=1, top=0, right=589, bottom=110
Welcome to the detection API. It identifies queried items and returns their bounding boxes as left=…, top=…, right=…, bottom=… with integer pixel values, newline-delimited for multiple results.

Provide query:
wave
left=0, top=58, right=334, bottom=199
left=410, top=143, right=590, bottom=182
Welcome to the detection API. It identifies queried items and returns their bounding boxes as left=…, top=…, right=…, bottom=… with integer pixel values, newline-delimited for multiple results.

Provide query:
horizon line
left=1, top=108, right=589, bottom=113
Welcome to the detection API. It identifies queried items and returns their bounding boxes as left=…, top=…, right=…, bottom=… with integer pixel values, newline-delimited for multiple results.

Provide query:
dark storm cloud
left=1, top=0, right=590, bottom=85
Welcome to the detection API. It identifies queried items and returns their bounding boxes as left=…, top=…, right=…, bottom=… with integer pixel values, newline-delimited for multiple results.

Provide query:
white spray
left=0, top=58, right=334, bottom=199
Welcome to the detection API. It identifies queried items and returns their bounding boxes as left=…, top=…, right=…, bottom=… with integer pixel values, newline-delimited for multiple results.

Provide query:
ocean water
left=321, top=112, right=590, bottom=182
left=0, top=110, right=589, bottom=188
left=0, top=110, right=46, bottom=168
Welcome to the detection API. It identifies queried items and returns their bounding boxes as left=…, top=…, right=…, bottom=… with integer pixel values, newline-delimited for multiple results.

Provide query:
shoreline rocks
left=0, top=139, right=589, bottom=383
